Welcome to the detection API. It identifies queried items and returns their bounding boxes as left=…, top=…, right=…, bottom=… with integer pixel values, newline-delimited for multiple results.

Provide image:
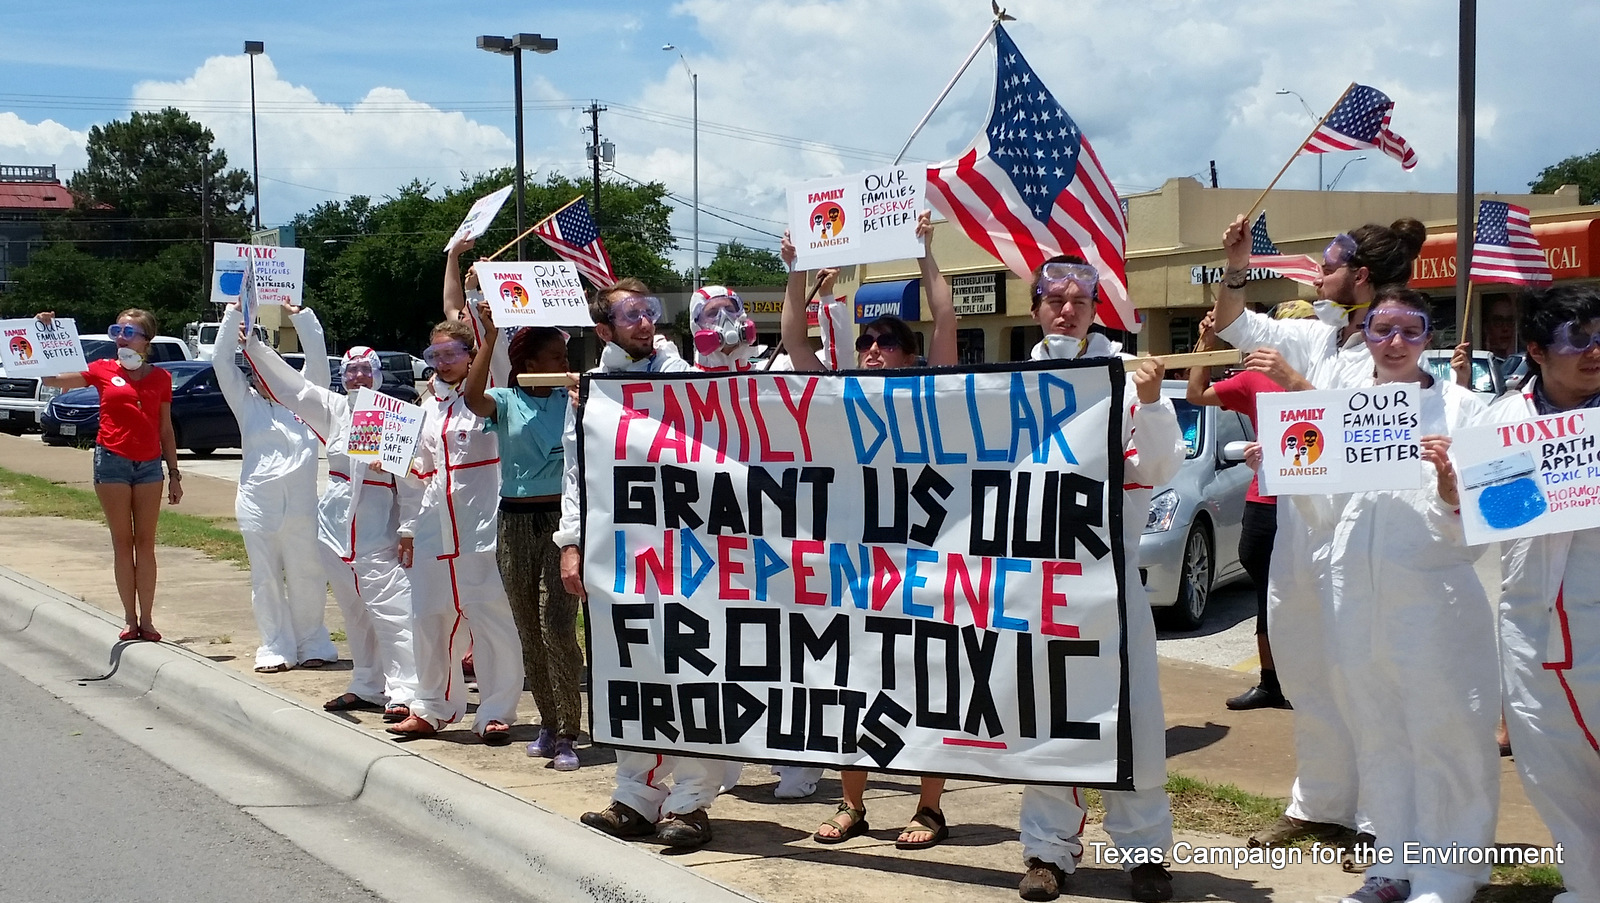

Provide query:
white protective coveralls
left=1481, top=379, right=1600, bottom=903
left=216, top=306, right=338, bottom=670
left=1215, top=310, right=1375, bottom=834
left=555, top=336, right=741, bottom=819
left=1298, top=376, right=1497, bottom=903
left=1018, top=333, right=1185, bottom=871
left=399, top=377, right=523, bottom=734
left=247, top=337, right=419, bottom=709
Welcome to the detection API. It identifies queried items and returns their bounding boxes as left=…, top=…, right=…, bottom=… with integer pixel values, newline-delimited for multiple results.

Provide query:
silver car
left=1137, top=381, right=1255, bottom=629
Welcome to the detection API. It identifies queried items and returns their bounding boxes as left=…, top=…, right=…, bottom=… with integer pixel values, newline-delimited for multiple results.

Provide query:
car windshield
left=165, top=367, right=204, bottom=391
left=81, top=339, right=116, bottom=362
left=200, top=325, right=219, bottom=344
left=1422, top=356, right=1494, bottom=394
left=1172, top=399, right=1202, bottom=459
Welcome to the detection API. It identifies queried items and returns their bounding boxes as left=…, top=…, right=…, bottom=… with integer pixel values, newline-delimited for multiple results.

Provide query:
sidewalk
left=0, top=434, right=1557, bottom=902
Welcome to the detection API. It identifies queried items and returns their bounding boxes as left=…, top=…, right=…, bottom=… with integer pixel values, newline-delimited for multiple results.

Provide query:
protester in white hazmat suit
left=246, top=331, right=419, bottom=721
left=215, top=302, right=337, bottom=672
left=1295, top=288, right=1497, bottom=903
left=1210, top=214, right=1427, bottom=852
left=1011, top=257, right=1182, bottom=903
left=389, top=319, right=523, bottom=745
left=1477, top=284, right=1600, bottom=903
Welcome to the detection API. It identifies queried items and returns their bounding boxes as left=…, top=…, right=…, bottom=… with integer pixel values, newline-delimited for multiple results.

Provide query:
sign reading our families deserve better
left=211, top=243, right=306, bottom=310
left=477, top=261, right=594, bottom=328
left=786, top=166, right=926, bottom=270
left=578, top=361, right=1136, bottom=788
left=444, top=184, right=514, bottom=251
left=1257, top=385, right=1425, bottom=496
left=0, top=317, right=87, bottom=376
left=1451, top=410, right=1600, bottom=544
left=347, top=388, right=425, bottom=476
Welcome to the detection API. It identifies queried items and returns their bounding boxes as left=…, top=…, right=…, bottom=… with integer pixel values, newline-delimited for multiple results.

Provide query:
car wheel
left=190, top=447, right=216, bottom=458
left=1164, top=523, right=1213, bottom=631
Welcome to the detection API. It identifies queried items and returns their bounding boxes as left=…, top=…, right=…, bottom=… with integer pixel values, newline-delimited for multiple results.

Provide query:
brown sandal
left=895, top=806, right=949, bottom=850
left=813, top=803, right=869, bottom=844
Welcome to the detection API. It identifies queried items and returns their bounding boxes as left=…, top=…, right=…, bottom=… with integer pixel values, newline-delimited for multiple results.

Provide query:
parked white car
left=0, top=333, right=191, bottom=432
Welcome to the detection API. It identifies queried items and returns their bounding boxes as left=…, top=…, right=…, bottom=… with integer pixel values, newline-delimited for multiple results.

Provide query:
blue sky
left=3, top=1, right=1597, bottom=269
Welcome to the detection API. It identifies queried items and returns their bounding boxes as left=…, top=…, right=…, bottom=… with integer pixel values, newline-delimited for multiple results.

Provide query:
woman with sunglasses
left=37, top=309, right=183, bottom=641
left=1209, top=215, right=1426, bottom=855
left=1474, top=284, right=1600, bottom=903
left=216, top=301, right=339, bottom=674
left=390, top=320, right=524, bottom=746
left=242, top=315, right=418, bottom=722
left=1297, top=288, right=1496, bottom=903
left=780, top=213, right=963, bottom=852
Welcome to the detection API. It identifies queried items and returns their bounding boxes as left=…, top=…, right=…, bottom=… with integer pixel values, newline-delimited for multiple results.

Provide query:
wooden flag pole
left=1244, top=82, right=1357, bottom=222
left=1126, top=349, right=1242, bottom=370
left=1460, top=279, right=1478, bottom=350
left=482, top=194, right=588, bottom=262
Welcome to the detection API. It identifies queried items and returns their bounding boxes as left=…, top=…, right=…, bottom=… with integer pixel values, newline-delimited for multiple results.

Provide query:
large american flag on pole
left=533, top=197, right=617, bottom=287
left=1470, top=200, right=1552, bottom=286
left=926, top=24, right=1138, bottom=333
left=1249, top=212, right=1322, bottom=287
left=1299, top=84, right=1418, bottom=171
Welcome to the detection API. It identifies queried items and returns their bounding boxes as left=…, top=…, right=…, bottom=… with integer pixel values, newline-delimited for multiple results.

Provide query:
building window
left=957, top=328, right=985, bottom=365
left=1009, top=324, right=1043, bottom=360
left=1169, top=317, right=1199, bottom=355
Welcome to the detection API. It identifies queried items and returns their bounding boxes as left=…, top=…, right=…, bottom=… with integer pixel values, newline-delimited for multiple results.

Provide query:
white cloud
left=0, top=113, right=89, bottom=176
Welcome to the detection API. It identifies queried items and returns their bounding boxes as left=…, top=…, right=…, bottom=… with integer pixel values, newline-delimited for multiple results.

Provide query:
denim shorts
left=93, top=446, right=165, bottom=486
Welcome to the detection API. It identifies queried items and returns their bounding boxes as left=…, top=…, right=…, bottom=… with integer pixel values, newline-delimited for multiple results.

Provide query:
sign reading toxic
left=0, top=316, right=88, bottom=377
left=787, top=166, right=926, bottom=270
left=1257, top=385, right=1425, bottom=496
left=1451, top=410, right=1600, bottom=543
left=477, top=260, right=595, bottom=328
left=211, top=243, right=306, bottom=310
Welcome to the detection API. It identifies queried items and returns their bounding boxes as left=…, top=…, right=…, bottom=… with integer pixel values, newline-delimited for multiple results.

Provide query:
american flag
left=1249, top=212, right=1322, bottom=287
left=926, top=25, right=1138, bottom=333
left=1300, top=84, right=1418, bottom=171
left=1471, top=200, right=1552, bottom=285
left=532, top=197, right=617, bottom=287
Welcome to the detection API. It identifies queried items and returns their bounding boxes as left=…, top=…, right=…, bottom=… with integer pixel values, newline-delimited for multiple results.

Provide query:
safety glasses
left=693, top=294, right=744, bottom=327
left=107, top=324, right=146, bottom=340
left=855, top=332, right=903, bottom=353
left=1361, top=309, right=1431, bottom=345
left=422, top=341, right=470, bottom=368
left=341, top=362, right=375, bottom=380
left=1037, top=262, right=1099, bottom=298
left=1324, top=233, right=1359, bottom=270
left=1549, top=320, right=1600, bottom=356
left=609, top=295, right=664, bottom=327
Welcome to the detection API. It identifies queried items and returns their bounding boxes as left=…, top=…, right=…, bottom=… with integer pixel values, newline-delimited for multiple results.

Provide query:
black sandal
left=813, top=803, right=869, bottom=844
left=895, top=806, right=949, bottom=850
left=323, top=693, right=380, bottom=712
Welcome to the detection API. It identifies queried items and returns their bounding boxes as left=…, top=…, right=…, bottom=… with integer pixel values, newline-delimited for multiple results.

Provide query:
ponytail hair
left=1349, top=217, right=1427, bottom=286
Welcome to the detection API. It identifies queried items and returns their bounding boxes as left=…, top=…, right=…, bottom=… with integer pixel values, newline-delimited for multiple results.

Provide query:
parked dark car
left=376, top=352, right=420, bottom=403
left=42, top=361, right=246, bottom=455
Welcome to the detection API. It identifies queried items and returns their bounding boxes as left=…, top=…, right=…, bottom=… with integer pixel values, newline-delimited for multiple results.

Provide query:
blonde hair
left=430, top=319, right=475, bottom=349
left=117, top=308, right=158, bottom=337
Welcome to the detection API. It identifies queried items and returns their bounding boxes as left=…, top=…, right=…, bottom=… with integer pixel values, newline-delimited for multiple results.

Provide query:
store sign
left=1410, top=220, right=1599, bottom=289
left=951, top=272, right=1002, bottom=315
left=1190, top=265, right=1280, bottom=285
left=747, top=300, right=785, bottom=316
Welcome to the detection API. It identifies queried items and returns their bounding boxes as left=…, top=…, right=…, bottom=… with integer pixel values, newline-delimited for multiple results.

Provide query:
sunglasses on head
left=108, top=324, right=146, bottom=340
left=855, top=332, right=903, bottom=353
left=1549, top=320, right=1600, bottom=356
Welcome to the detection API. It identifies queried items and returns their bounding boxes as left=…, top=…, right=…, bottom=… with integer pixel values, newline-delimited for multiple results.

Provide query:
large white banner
left=1258, top=385, right=1425, bottom=496
left=211, top=243, right=305, bottom=309
left=477, top=261, right=595, bottom=328
left=579, top=362, right=1134, bottom=788
left=1452, top=410, right=1600, bottom=544
left=787, top=166, right=926, bottom=270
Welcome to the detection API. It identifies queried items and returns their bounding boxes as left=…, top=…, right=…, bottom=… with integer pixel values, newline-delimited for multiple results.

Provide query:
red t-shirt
left=1211, top=370, right=1284, bottom=504
left=84, top=358, right=171, bottom=462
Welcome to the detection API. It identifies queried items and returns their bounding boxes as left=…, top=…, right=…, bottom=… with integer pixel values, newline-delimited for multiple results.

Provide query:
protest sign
left=1257, top=385, right=1424, bottom=496
left=0, top=317, right=87, bottom=377
left=348, top=388, right=425, bottom=476
left=1452, top=410, right=1600, bottom=544
left=578, top=361, right=1135, bottom=788
left=445, top=184, right=514, bottom=251
left=477, top=260, right=594, bottom=327
left=787, top=166, right=926, bottom=270
left=211, top=243, right=305, bottom=310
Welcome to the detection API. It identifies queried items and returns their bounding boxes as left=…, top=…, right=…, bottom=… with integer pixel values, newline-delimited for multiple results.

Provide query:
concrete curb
left=0, top=566, right=759, bottom=903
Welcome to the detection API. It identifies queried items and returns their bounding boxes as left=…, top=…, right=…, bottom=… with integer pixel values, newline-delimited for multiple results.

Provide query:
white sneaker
left=1340, top=877, right=1410, bottom=903
left=773, top=767, right=820, bottom=799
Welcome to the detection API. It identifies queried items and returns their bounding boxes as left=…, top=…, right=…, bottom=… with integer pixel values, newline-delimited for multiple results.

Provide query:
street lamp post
left=244, top=40, right=264, bottom=228
left=478, top=33, right=558, bottom=261
left=663, top=44, right=699, bottom=289
left=1326, top=155, right=1368, bottom=191
left=1276, top=88, right=1322, bottom=192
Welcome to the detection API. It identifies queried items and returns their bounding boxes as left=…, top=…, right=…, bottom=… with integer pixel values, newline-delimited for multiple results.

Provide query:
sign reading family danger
left=577, top=361, right=1136, bottom=788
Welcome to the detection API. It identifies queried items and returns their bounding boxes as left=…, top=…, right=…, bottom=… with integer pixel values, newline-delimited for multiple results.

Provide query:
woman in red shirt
left=40, top=309, right=183, bottom=641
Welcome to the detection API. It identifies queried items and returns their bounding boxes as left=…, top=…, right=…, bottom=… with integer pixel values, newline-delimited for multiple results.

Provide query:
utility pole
left=1208, top=160, right=1218, bottom=189
left=585, top=102, right=608, bottom=225
left=200, top=155, right=212, bottom=314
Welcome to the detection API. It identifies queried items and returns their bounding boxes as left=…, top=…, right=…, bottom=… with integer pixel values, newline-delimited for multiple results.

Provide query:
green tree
left=1529, top=149, right=1600, bottom=205
left=701, top=239, right=787, bottom=289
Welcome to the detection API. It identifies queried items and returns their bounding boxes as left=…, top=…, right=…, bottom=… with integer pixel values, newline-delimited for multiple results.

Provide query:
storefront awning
left=853, top=279, right=921, bottom=323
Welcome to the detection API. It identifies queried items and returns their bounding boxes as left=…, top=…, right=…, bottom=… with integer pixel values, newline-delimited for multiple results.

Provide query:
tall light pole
left=478, top=33, right=558, bottom=261
left=1326, top=155, right=1368, bottom=191
left=663, top=44, right=699, bottom=289
left=1276, top=88, right=1322, bottom=192
left=244, top=40, right=263, bottom=228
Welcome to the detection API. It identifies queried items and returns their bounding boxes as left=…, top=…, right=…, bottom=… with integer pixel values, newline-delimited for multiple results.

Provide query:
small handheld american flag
left=1249, top=212, right=1322, bottom=287
left=1470, top=200, right=1552, bottom=286
left=1300, top=84, right=1417, bottom=171
left=533, top=197, right=617, bottom=288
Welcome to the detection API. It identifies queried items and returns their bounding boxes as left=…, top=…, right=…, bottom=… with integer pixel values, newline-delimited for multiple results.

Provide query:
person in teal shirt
left=463, top=303, right=584, bottom=771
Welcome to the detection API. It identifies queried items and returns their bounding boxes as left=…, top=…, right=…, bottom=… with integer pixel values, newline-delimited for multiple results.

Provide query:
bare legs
left=96, top=481, right=163, bottom=632
left=815, top=770, right=946, bottom=842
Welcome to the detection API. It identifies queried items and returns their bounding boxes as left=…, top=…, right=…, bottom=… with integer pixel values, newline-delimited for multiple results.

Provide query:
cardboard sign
left=348, top=388, right=425, bottom=476
left=1452, top=411, right=1600, bottom=544
left=211, top=243, right=305, bottom=310
left=477, top=260, right=594, bottom=328
left=579, top=361, right=1136, bottom=787
left=1257, top=385, right=1425, bottom=496
left=787, top=166, right=926, bottom=270
left=0, top=317, right=87, bottom=377
left=445, top=184, right=514, bottom=251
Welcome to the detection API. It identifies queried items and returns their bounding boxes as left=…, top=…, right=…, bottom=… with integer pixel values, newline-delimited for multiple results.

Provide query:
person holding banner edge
left=1014, top=255, right=1181, bottom=903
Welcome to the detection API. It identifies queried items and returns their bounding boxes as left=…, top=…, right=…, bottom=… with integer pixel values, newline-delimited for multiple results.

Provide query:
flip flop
left=382, top=704, right=411, bottom=723
left=323, top=693, right=381, bottom=712
left=254, top=663, right=291, bottom=673
left=299, top=658, right=328, bottom=669
left=481, top=721, right=512, bottom=746
left=895, top=806, right=949, bottom=850
left=118, top=626, right=140, bottom=641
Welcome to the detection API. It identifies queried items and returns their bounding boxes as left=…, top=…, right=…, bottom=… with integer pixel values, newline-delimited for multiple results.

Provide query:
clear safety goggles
left=693, top=294, right=745, bottom=328
left=422, top=341, right=470, bottom=368
left=1549, top=320, right=1600, bottom=356
left=609, top=295, right=664, bottom=327
left=1324, top=233, right=1359, bottom=270
left=1036, top=262, right=1099, bottom=298
left=341, top=361, right=375, bottom=380
left=107, top=324, right=146, bottom=340
left=1361, top=309, right=1431, bottom=345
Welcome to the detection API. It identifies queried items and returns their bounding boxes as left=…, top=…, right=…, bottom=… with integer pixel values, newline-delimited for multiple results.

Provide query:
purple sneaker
left=552, top=738, right=580, bottom=772
left=526, top=727, right=556, bottom=758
